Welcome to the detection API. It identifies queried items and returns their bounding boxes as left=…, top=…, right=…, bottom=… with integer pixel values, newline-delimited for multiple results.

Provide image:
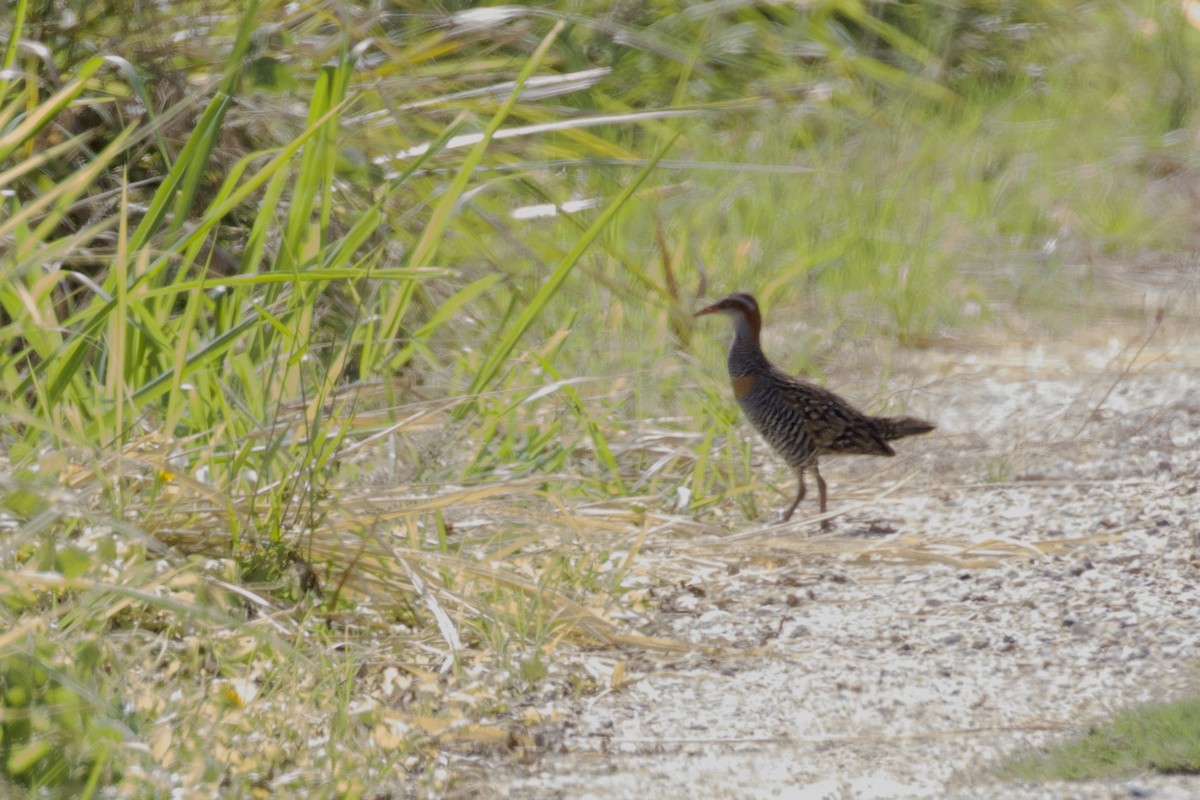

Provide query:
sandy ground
left=489, top=296, right=1200, bottom=799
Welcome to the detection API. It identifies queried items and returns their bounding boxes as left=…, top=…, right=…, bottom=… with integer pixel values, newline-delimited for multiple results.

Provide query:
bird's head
left=694, top=292, right=763, bottom=342
left=695, top=292, right=760, bottom=323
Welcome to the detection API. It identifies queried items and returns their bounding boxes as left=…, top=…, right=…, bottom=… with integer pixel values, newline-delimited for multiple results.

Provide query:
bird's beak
left=694, top=302, right=720, bottom=318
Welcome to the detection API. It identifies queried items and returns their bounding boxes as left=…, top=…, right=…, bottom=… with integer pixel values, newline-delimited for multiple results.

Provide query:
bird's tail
left=873, top=415, right=936, bottom=442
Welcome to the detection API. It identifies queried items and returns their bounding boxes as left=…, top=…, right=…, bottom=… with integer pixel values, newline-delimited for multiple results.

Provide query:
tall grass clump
left=1, top=0, right=1198, bottom=793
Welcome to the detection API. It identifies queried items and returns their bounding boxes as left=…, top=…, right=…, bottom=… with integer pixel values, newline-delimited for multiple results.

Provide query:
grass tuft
left=999, top=698, right=1200, bottom=781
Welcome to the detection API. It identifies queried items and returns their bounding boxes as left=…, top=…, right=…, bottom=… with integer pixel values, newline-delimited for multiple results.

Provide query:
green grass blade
left=166, top=0, right=260, bottom=236
left=0, top=0, right=26, bottom=77
left=456, top=133, right=679, bottom=420
left=405, top=21, right=567, bottom=270
left=0, top=56, right=103, bottom=162
left=533, top=354, right=626, bottom=493
left=389, top=273, right=502, bottom=369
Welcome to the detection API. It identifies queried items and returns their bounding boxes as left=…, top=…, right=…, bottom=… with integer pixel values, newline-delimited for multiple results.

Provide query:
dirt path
left=487, top=302, right=1200, bottom=800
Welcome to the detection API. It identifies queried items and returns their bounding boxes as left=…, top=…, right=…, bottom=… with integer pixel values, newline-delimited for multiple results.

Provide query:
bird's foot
left=775, top=514, right=835, bottom=530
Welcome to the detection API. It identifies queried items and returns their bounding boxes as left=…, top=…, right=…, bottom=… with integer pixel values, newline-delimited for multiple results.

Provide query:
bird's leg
left=813, top=462, right=832, bottom=531
left=781, top=469, right=806, bottom=522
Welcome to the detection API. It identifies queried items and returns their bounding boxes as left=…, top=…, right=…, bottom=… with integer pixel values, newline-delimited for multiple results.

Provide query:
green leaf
left=55, top=547, right=92, bottom=579
left=6, top=739, right=53, bottom=775
left=1, top=489, right=48, bottom=520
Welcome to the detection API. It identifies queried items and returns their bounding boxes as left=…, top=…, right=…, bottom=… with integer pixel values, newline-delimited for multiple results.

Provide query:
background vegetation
left=1, top=0, right=1196, bottom=794
left=1000, top=697, right=1200, bottom=781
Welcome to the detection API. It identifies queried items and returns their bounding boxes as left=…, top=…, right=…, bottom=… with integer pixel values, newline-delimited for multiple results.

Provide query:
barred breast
left=735, top=376, right=817, bottom=470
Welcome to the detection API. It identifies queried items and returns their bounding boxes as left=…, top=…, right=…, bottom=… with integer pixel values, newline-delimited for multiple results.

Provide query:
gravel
left=494, top=318, right=1200, bottom=800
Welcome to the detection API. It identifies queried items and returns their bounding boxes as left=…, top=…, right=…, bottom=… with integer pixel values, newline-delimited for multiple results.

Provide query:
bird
left=694, top=292, right=934, bottom=525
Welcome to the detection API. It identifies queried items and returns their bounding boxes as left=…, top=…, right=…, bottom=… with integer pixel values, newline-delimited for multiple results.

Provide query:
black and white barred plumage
left=696, top=292, right=935, bottom=524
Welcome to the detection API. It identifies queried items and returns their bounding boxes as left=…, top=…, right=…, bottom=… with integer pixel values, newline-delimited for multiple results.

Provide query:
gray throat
left=726, top=316, right=771, bottom=379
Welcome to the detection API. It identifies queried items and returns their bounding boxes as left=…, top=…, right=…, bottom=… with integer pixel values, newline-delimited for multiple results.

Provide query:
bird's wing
left=773, top=373, right=894, bottom=456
